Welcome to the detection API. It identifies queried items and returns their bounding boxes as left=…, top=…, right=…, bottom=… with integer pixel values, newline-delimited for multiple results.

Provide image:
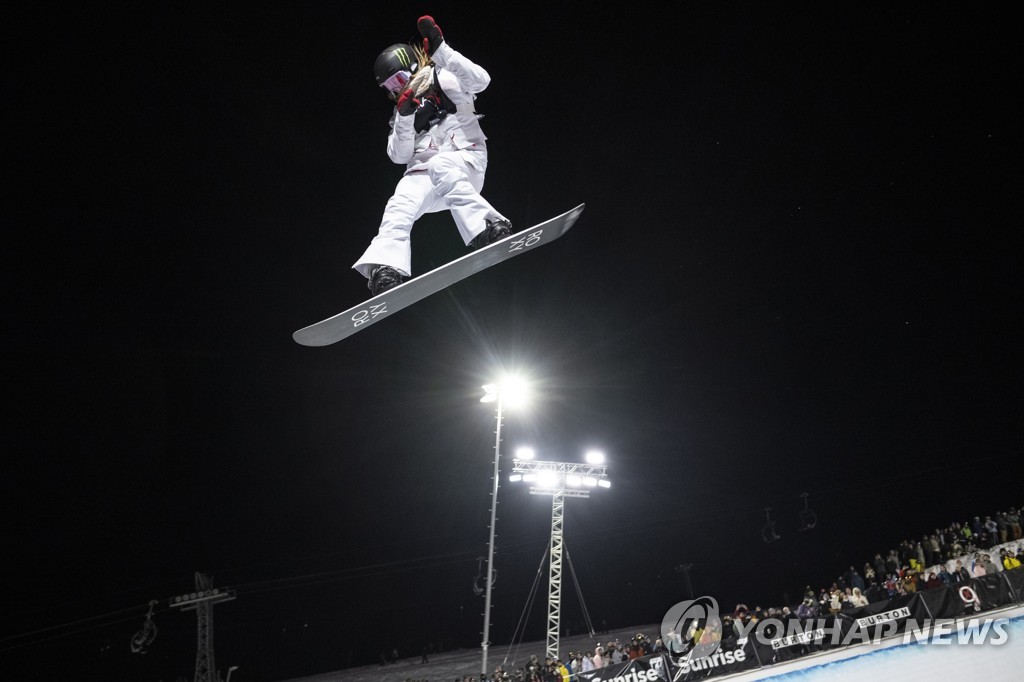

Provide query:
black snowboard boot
left=368, top=265, right=406, bottom=296
left=469, top=218, right=513, bottom=250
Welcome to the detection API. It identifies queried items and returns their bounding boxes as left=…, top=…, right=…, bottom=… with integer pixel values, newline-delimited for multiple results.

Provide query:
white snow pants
left=352, top=150, right=507, bottom=278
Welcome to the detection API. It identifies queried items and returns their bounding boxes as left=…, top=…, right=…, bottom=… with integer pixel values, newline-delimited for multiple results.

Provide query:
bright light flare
left=480, top=376, right=530, bottom=407
left=537, top=472, right=558, bottom=489
left=500, top=376, right=530, bottom=407
left=566, top=475, right=582, bottom=488
left=598, top=479, right=611, bottom=489
left=515, top=447, right=535, bottom=460
left=585, top=450, right=605, bottom=464
left=509, top=474, right=523, bottom=482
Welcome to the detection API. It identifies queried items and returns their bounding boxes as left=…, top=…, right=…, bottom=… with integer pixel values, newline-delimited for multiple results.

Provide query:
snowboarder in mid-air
left=292, top=16, right=583, bottom=346
left=353, top=15, right=512, bottom=296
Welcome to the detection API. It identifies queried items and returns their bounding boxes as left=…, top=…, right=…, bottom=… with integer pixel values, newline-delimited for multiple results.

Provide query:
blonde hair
left=407, top=43, right=435, bottom=97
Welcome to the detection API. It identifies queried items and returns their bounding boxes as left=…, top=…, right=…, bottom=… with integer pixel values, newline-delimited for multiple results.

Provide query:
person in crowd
left=927, top=535, right=941, bottom=566
left=638, top=633, right=653, bottom=655
left=827, top=588, right=843, bottom=614
left=592, top=646, right=604, bottom=669
left=581, top=652, right=594, bottom=673
left=984, top=516, right=998, bottom=545
left=885, top=550, right=900, bottom=575
left=938, top=564, right=953, bottom=585
left=849, top=587, right=869, bottom=607
left=845, top=566, right=866, bottom=592
left=972, top=553, right=988, bottom=577
left=980, top=553, right=1000, bottom=575
left=923, top=571, right=942, bottom=590
left=865, top=579, right=887, bottom=603
left=953, top=559, right=972, bottom=583
left=874, top=553, right=887, bottom=580
left=796, top=597, right=817, bottom=620
left=1007, top=509, right=1022, bottom=540
left=1001, top=549, right=1021, bottom=570
left=996, top=512, right=1009, bottom=544
left=937, top=529, right=951, bottom=559
left=719, top=616, right=738, bottom=651
left=542, top=657, right=559, bottom=682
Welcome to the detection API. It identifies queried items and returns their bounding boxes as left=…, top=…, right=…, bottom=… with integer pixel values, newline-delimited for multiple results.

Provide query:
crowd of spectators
left=776, top=506, right=1024, bottom=620
left=479, top=633, right=663, bottom=682
left=406, top=506, right=1022, bottom=682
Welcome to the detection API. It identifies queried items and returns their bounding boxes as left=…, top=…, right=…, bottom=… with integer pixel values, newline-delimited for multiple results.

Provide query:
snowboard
left=292, top=203, right=585, bottom=346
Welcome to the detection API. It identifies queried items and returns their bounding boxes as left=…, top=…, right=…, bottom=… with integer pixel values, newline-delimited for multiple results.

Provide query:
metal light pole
left=479, top=383, right=504, bottom=680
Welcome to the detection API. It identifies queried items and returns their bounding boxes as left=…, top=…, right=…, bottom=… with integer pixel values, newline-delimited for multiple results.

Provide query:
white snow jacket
left=385, top=41, right=490, bottom=172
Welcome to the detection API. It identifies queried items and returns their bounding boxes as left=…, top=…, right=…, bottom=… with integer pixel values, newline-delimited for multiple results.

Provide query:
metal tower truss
left=510, top=457, right=610, bottom=661
left=513, top=460, right=608, bottom=498
left=546, top=490, right=564, bottom=660
left=169, top=573, right=237, bottom=682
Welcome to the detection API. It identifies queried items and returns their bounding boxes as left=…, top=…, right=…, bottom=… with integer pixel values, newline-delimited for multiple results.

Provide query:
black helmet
left=374, top=43, right=419, bottom=89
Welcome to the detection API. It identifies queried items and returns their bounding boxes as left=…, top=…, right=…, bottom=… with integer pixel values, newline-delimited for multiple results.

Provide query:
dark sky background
left=4, top=3, right=1019, bottom=681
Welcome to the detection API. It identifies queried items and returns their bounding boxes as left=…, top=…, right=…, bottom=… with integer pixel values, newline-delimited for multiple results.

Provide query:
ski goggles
left=381, top=70, right=412, bottom=95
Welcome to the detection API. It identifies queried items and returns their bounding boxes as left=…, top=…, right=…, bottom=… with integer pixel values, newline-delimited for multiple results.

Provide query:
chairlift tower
left=169, top=573, right=236, bottom=682
left=510, top=451, right=610, bottom=661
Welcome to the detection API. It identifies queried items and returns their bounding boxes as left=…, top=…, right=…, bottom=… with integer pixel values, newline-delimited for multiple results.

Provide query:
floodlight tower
left=169, top=573, right=236, bottom=682
left=479, top=378, right=528, bottom=680
left=510, top=449, right=610, bottom=661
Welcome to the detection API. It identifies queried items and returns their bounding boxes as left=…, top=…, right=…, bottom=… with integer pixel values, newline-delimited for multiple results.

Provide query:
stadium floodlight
left=585, top=450, right=605, bottom=464
left=500, top=377, right=529, bottom=407
left=481, top=375, right=530, bottom=407
left=515, top=446, right=536, bottom=460
left=508, top=450, right=611, bottom=662
left=537, top=471, right=558, bottom=489
left=480, top=384, right=498, bottom=403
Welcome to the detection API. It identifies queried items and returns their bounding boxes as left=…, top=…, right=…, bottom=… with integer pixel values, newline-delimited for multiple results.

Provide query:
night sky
left=4, top=3, right=1018, bottom=681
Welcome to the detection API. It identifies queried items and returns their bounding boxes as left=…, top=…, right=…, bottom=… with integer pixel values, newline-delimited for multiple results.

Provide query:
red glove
left=396, top=89, right=419, bottom=116
left=417, top=15, right=444, bottom=55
